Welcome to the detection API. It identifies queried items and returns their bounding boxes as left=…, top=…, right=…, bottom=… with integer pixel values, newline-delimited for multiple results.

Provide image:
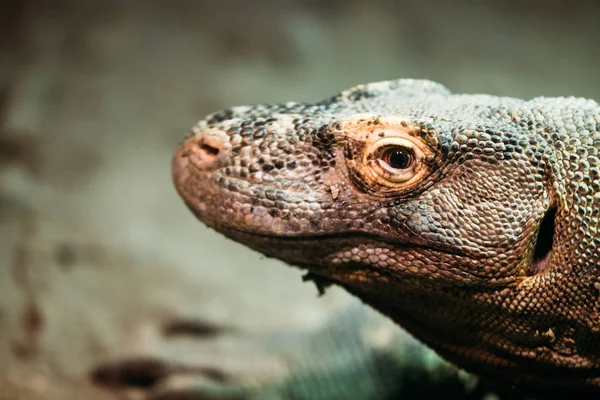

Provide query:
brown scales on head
left=172, top=79, right=600, bottom=390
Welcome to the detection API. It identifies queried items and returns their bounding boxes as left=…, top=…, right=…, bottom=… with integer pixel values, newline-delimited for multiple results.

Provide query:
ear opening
left=531, top=206, right=557, bottom=273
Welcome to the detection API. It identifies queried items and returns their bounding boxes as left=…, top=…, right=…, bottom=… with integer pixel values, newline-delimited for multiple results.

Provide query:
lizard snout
left=172, top=128, right=232, bottom=204
left=173, top=128, right=230, bottom=174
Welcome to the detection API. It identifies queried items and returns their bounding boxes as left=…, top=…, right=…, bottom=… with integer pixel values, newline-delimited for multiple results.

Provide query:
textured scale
left=172, top=79, right=600, bottom=395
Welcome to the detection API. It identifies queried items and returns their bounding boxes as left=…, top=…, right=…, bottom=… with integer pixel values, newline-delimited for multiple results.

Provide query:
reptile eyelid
left=363, top=135, right=431, bottom=188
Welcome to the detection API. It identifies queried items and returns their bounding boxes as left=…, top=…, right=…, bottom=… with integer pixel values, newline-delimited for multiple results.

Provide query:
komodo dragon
left=94, top=79, right=600, bottom=399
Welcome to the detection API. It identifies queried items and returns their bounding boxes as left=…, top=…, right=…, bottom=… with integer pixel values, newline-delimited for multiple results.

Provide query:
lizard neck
left=345, top=278, right=600, bottom=389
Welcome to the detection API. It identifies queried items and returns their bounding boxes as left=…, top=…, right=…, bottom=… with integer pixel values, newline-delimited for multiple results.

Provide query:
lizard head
left=173, top=80, right=553, bottom=291
left=172, top=79, right=600, bottom=383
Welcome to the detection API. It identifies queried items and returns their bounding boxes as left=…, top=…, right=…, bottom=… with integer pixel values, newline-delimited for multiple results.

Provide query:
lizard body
left=171, top=79, right=600, bottom=394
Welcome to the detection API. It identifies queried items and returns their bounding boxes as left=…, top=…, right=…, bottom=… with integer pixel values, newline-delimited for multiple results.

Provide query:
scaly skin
left=171, top=79, right=600, bottom=394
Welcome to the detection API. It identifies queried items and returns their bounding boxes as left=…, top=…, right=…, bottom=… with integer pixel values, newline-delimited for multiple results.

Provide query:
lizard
left=93, top=79, right=600, bottom=399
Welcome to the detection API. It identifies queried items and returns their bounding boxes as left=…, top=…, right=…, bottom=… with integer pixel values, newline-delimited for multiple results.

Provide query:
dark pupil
left=386, top=148, right=412, bottom=169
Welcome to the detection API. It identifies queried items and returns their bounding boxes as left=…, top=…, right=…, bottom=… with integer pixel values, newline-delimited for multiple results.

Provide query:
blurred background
left=0, top=0, right=599, bottom=398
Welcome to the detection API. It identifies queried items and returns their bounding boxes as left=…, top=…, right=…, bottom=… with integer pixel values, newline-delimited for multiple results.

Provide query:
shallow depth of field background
left=0, top=0, right=599, bottom=398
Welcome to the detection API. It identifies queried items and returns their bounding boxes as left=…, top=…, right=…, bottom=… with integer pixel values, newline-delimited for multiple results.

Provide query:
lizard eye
left=368, top=138, right=426, bottom=186
left=379, top=146, right=414, bottom=171
left=358, top=133, right=432, bottom=191
left=344, top=122, right=434, bottom=194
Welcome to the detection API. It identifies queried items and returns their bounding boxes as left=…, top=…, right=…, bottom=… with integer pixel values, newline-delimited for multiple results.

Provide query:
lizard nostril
left=199, top=143, right=220, bottom=157
left=174, top=129, right=229, bottom=174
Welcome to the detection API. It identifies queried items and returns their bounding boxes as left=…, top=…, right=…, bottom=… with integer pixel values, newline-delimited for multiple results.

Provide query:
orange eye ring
left=362, top=135, right=431, bottom=189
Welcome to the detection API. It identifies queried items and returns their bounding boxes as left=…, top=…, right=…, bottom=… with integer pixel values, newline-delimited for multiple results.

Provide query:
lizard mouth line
left=212, top=221, right=486, bottom=261
left=216, top=225, right=521, bottom=287
left=190, top=176, right=526, bottom=263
